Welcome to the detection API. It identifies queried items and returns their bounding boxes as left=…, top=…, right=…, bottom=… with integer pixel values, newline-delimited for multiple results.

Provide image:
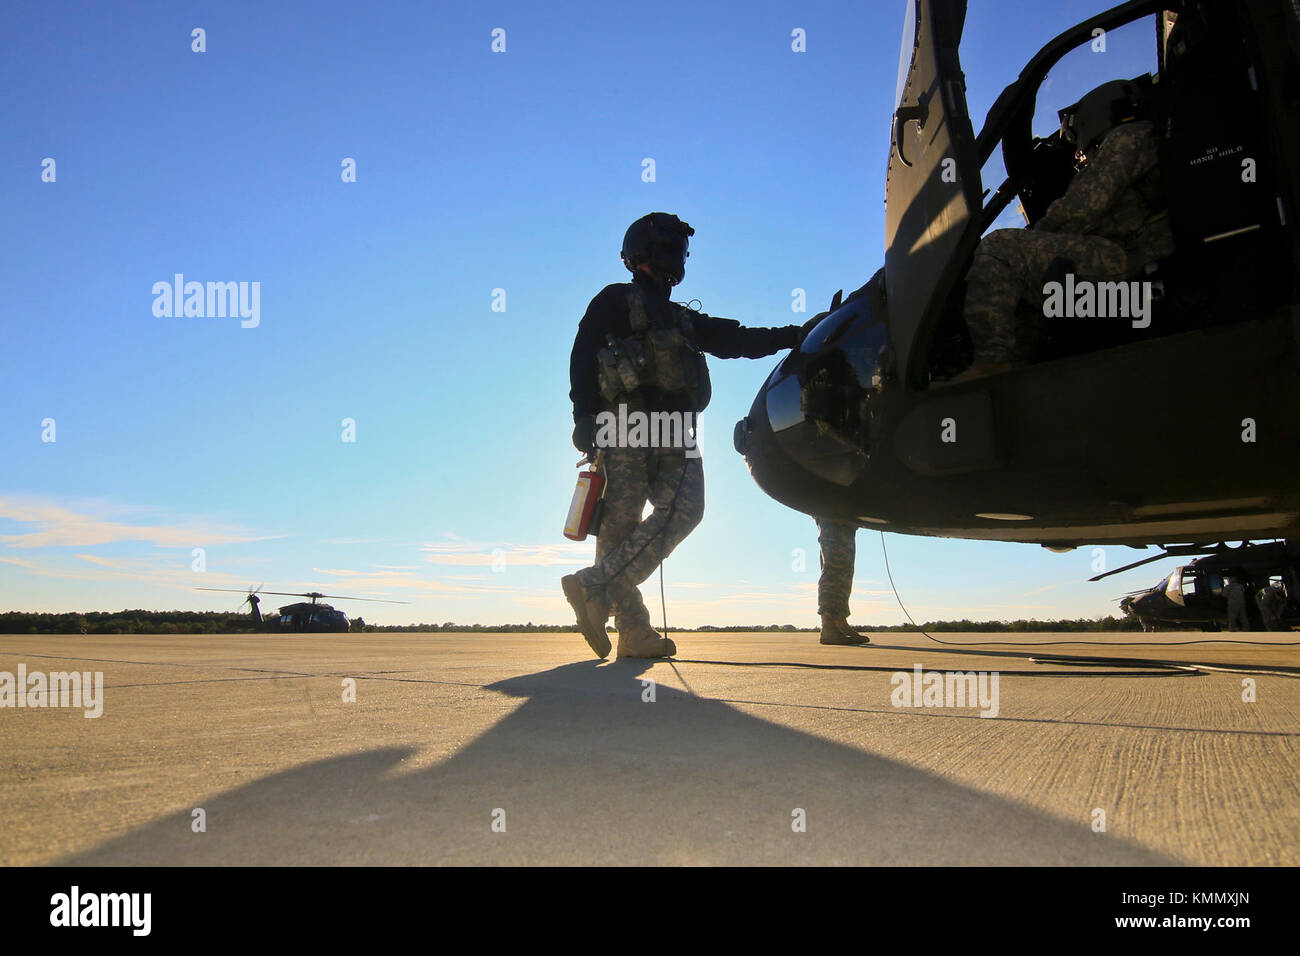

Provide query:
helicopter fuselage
left=735, top=0, right=1300, bottom=549
left=259, top=602, right=350, bottom=633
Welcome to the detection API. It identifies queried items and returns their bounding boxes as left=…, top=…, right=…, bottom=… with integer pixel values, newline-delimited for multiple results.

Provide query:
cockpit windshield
left=762, top=283, right=889, bottom=486
left=961, top=11, right=1160, bottom=236
left=1029, top=18, right=1158, bottom=140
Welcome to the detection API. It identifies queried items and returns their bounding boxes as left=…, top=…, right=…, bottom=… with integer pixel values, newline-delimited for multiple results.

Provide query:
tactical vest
left=596, top=287, right=712, bottom=413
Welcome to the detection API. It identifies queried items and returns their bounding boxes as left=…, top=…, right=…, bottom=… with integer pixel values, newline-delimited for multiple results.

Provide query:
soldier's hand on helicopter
left=572, top=415, right=597, bottom=455
left=799, top=311, right=830, bottom=345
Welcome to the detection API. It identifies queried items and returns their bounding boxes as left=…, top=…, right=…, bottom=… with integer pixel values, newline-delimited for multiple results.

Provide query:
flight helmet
left=1058, top=78, right=1148, bottom=157
left=621, top=212, right=694, bottom=286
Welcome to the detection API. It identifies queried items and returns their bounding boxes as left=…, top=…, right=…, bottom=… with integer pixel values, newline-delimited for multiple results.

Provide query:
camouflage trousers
left=963, top=227, right=1128, bottom=364
left=1257, top=592, right=1283, bottom=631
left=577, top=446, right=705, bottom=634
left=816, top=519, right=856, bottom=619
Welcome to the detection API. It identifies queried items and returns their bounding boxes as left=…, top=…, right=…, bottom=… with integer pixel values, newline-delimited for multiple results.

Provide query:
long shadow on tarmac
left=59, top=659, right=1178, bottom=865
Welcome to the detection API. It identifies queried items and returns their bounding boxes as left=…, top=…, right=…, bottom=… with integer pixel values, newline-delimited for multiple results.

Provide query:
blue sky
left=2, top=0, right=1182, bottom=626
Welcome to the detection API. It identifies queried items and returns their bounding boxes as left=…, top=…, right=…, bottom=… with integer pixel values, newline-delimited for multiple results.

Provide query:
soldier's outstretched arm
left=692, top=313, right=802, bottom=359
left=1035, top=121, right=1156, bottom=235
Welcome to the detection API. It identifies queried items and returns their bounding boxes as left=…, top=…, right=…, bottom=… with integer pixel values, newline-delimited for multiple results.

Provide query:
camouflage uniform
left=1225, top=580, right=1250, bottom=631
left=568, top=269, right=802, bottom=645
left=1256, top=586, right=1285, bottom=631
left=964, top=120, right=1176, bottom=364
left=578, top=447, right=704, bottom=635
left=816, top=518, right=856, bottom=619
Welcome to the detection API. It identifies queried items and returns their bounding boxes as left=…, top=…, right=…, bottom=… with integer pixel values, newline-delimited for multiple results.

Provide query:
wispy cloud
left=419, top=539, right=592, bottom=568
left=1017, top=579, right=1073, bottom=599
left=311, top=566, right=519, bottom=596
left=0, top=555, right=42, bottom=571
left=0, top=550, right=248, bottom=589
left=0, top=494, right=273, bottom=549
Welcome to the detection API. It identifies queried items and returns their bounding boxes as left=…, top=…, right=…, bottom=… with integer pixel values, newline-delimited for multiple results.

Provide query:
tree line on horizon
left=0, top=610, right=1144, bottom=635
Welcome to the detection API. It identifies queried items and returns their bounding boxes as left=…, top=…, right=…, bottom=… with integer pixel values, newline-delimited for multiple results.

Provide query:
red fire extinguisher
left=564, top=451, right=605, bottom=541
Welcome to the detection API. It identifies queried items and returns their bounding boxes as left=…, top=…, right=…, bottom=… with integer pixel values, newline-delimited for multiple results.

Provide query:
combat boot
left=617, top=627, right=677, bottom=659
left=561, top=574, right=612, bottom=659
left=820, top=616, right=870, bottom=645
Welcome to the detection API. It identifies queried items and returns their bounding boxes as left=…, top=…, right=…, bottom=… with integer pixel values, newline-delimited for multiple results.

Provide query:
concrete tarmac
left=1, top=631, right=1297, bottom=866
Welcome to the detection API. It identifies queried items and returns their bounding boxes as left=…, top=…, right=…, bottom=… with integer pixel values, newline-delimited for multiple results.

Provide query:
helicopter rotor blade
left=193, top=587, right=259, bottom=610
left=193, top=587, right=408, bottom=604
left=1119, top=586, right=1154, bottom=597
left=1087, top=543, right=1227, bottom=582
left=309, top=594, right=410, bottom=604
left=1088, top=552, right=1175, bottom=582
left=237, top=590, right=335, bottom=599
left=247, top=590, right=411, bottom=605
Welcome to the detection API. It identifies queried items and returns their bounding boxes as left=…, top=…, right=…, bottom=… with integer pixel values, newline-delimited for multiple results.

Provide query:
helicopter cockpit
left=1163, top=564, right=1225, bottom=606
left=921, top=0, right=1297, bottom=381
left=736, top=0, right=1299, bottom=546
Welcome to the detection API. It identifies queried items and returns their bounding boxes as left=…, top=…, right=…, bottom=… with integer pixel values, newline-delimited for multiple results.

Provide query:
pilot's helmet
left=622, top=213, right=695, bottom=287
left=1058, top=77, right=1149, bottom=157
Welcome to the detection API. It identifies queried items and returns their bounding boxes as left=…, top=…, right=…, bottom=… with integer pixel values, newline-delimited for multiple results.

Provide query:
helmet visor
left=653, top=235, right=689, bottom=280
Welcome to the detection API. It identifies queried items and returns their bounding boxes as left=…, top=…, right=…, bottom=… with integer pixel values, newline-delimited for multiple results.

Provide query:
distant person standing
left=1256, top=583, right=1286, bottom=631
left=1224, top=576, right=1251, bottom=631
left=815, top=519, right=869, bottom=645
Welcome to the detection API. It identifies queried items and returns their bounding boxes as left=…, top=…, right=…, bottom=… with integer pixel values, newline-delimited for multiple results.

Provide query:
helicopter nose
left=736, top=376, right=796, bottom=498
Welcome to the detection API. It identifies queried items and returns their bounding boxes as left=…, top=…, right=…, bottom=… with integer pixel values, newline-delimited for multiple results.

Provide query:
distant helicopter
left=734, top=0, right=1299, bottom=549
left=1102, top=540, right=1299, bottom=631
left=195, top=586, right=406, bottom=633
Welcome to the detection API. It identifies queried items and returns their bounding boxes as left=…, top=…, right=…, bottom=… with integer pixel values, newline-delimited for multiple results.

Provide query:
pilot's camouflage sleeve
left=962, top=119, right=1177, bottom=365
left=816, top=518, right=857, bottom=619
left=1035, top=121, right=1158, bottom=236
left=690, top=312, right=802, bottom=360
left=964, top=228, right=1127, bottom=364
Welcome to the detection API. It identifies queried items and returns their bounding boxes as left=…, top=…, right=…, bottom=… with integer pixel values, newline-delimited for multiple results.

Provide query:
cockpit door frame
left=884, top=0, right=982, bottom=390
left=1165, top=565, right=1187, bottom=605
left=888, top=0, right=1170, bottom=390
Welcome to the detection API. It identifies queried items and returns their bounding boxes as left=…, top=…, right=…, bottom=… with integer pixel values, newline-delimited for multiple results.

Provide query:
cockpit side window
left=1028, top=19, right=1158, bottom=140
left=966, top=16, right=1159, bottom=237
